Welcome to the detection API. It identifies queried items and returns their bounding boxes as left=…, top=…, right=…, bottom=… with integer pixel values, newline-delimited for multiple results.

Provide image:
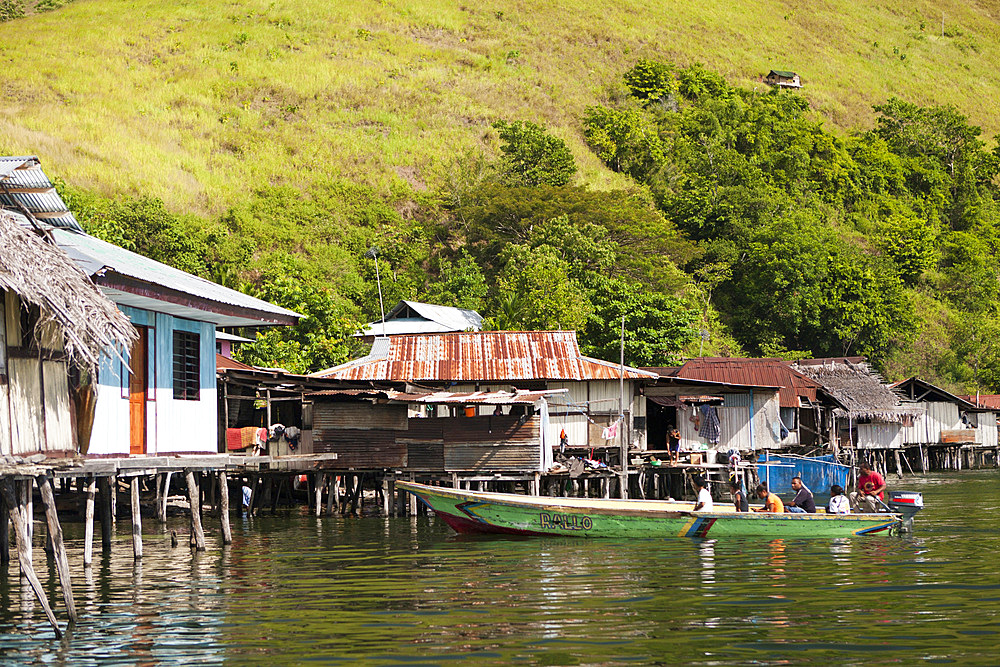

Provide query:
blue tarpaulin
left=756, top=453, right=850, bottom=502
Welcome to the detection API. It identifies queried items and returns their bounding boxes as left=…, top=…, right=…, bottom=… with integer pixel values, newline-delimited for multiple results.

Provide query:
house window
left=172, top=330, right=200, bottom=401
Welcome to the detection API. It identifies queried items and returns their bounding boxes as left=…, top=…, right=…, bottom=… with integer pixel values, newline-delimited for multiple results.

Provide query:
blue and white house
left=1, top=155, right=299, bottom=457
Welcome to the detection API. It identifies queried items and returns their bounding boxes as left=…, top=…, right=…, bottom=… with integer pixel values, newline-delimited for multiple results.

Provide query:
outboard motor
left=887, top=491, right=924, bottom=532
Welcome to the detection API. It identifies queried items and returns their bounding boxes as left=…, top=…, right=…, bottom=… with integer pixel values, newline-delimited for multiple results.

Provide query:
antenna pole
left=370, top=248, right=387, bottom=338
left=619, top=316, right=628, bottom=499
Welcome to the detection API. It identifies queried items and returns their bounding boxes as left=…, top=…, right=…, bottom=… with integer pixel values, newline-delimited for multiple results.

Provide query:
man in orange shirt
left=753, top=484, right=785, bottom=513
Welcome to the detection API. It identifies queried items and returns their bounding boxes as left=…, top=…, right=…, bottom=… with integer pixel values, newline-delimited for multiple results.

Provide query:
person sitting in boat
left=828, top=484, right=850, bottom=514
left=786, top=476, right=817, bottom=514
left=728, top=475, right=749, bottom=512
left=850, top=461, right=887, bottom=513
left=753, top=484, right=784, bottom=513
left=693, top=476, right=713, bottom=512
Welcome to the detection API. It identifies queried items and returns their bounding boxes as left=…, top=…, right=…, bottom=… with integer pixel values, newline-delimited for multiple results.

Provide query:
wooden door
left=129, top=326, right=148, bottom=455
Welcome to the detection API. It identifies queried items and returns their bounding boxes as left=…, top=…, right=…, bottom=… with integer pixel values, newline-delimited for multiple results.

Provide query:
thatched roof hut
left=793, top=359, right=919, bottom=423
left=0, top=211, right=136, bottom=367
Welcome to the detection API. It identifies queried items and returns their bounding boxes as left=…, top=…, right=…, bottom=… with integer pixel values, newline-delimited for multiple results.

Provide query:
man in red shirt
left=850, top=461, right=887, bottom=513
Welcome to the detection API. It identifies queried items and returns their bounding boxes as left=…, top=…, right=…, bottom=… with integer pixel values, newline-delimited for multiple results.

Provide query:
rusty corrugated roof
left=312, top=331, right=658, bottom=382
left=216, top=353, right=255, bottom=371
left=671, top=358, right=822, bottom=408
left=959, top=394, right=1000, bottom=410
left=308, top=388, right=566, bottom=404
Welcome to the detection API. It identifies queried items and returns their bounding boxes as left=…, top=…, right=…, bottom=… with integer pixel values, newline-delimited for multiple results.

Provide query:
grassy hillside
left=1, top=0, right=1000, bottom=213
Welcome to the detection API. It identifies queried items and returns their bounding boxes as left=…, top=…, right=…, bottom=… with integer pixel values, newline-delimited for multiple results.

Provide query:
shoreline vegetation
left=2, top=1, right=1000, bottom=393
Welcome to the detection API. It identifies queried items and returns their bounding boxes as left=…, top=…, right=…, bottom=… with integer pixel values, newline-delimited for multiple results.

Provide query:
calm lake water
left=0, top=471, right=998, bottom=665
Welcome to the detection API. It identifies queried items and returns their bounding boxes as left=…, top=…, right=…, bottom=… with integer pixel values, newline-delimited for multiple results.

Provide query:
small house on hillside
left=356, top=300, right=483, bottom=339
left=312, top=330, right=658, bottom=455
left=793, top=359, right=920, bottom=452
left=0, top=210, right=135, bottom=457
left=765, top=70, right=802, bottom=89
left=1, top=155, right=301, bottom=457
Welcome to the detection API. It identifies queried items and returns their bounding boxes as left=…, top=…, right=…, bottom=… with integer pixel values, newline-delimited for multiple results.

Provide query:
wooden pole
left=36, top=475, right=77, bottom=623
left=130, top=477, right=142, bottom=560
left=0, top=492, right=7, bottom=565
left=219, top=472, right=232, bottom=545
left=160, top=471, right=173, bottom=523
left=20, top=479, right=32, bottom=548
left=382, top=476, right=390, bottom=517
left=155, top=474, right=163, bottom=523
left=99, top=477, right=112, bottom=554
left=326, top=475, right=340, bottom=516
left=185, top=471, right=206, bottom=551
left=83, top=477, right=95, bottom=567
left=109, top=474, right=117, bottom=525
left=315, top=472, right=324, bottom=517
left=1, top=479, right=61, bottom=638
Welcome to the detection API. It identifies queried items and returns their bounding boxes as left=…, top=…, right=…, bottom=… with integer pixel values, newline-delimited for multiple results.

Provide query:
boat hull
left=397, top=482, right=901, bottom=539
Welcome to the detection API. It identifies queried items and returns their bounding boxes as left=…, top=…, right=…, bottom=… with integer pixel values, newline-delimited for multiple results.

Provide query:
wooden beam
left=83, top=477, right=95, bottom=567
left=219, top=472, right=232, bottom=545
left=98, top=477, right=112, bottom=554
left=0, top=492, right=8, bottom=565
left=0, top=479, right=61, bottom=638
left=130, top=477, right=142, bottom=559
left=35, top=475, right=77, bottom=623
left=315, top=472, right=324, bottom=518
left=185, top=471, right=206, bottom=551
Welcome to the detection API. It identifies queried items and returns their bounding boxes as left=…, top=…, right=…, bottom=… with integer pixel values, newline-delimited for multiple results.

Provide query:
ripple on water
left=0, top=472, right=999, bottom=664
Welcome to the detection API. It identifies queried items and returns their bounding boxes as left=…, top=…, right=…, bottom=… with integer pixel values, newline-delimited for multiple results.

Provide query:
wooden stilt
left=0, top=492, right=8, bottom=564
left=315, top=472, right=324, bottom=517
left=381, top=477, right=390, bottom=517
left=160, top=471, right=173, bottom=523
left=99, top=477, right=112, bottom=554
left=130, top=477, right=142, bottom=560
left=109, top=474, right=117, bottom=525
left=326, top=475, right=337, bottom=516
left=20, top=479, right=32, bottom=548
left=408, top=475, right=417, bottom=516
left=247, top=475, right=261, bottom=517
left=219, top=472, right=232, bottom=545
left=36, top=475, right=77, bottom=623
left=155, top=474, right=163, bottom=523
left=185, top=472, right=206, bottom=551
left=0, top=479, right=61, bottom=638
left=83, top=477, right=95, bottom=567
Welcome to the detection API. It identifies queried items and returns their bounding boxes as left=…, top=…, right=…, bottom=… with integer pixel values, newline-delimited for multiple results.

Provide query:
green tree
left=492, top=120, right=577, bottom=187
left=582, top=105, right=666, bottom=179
left=487, top=245, right=590, bottom=331
left=623, top=59, right=677, bottom=106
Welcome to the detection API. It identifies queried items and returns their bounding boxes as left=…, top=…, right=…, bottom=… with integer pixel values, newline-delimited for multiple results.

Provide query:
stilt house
left=792, top=359, right=920, bottom=452
left=894, top=377, right=998, bottom=468
left=312, top=331, right=658, bottom=458
left=0, top=211, right=136, bottom=456
left=1, top=156, right=300, bottom=457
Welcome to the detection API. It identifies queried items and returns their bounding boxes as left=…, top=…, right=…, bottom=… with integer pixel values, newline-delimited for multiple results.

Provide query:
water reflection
left=0, top=472, right=997, bottom=665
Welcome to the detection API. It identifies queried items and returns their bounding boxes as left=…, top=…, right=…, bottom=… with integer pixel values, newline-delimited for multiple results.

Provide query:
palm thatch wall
left=0, top=211, right=136, bottom=367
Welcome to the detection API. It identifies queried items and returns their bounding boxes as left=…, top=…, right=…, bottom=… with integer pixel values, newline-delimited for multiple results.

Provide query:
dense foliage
left=59, top=59, right=1000, bottom=393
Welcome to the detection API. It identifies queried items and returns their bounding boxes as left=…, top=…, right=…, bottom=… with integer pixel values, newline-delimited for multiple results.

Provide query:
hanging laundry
left=269, top=423, right=286, bottom=441
left=226, top=428, right=244, bottom=452
left=602, top=421, right=619, bottom=440
left=698, top=404, right=721, bottom=444
left=284, top=426, right=301, bottom=451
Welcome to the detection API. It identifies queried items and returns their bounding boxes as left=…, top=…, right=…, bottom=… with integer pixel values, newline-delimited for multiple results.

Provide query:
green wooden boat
left=396, top=481, right=911, bottom=538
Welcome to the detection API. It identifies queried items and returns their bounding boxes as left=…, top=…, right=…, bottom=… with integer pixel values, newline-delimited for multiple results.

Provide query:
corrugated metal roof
left=308, top=388, right=566, bottom=404
left=959, top=394, right=1000, bottom=410
left=0, top=156, right=83, bottom=232
left=313, top=331, right=659, bottom=382
left=51, top=228, right=301, bottom=327
left=671, top=358, right=822, bottom=408
left=216, top=353, right=255, bottom=371
left=358, top=300, right=483, bottom=337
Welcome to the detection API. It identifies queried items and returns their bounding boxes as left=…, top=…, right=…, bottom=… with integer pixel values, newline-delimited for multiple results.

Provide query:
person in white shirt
left=828, top=484, right=850, bottom=514
left=693, top=476, right=713, bottom=512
